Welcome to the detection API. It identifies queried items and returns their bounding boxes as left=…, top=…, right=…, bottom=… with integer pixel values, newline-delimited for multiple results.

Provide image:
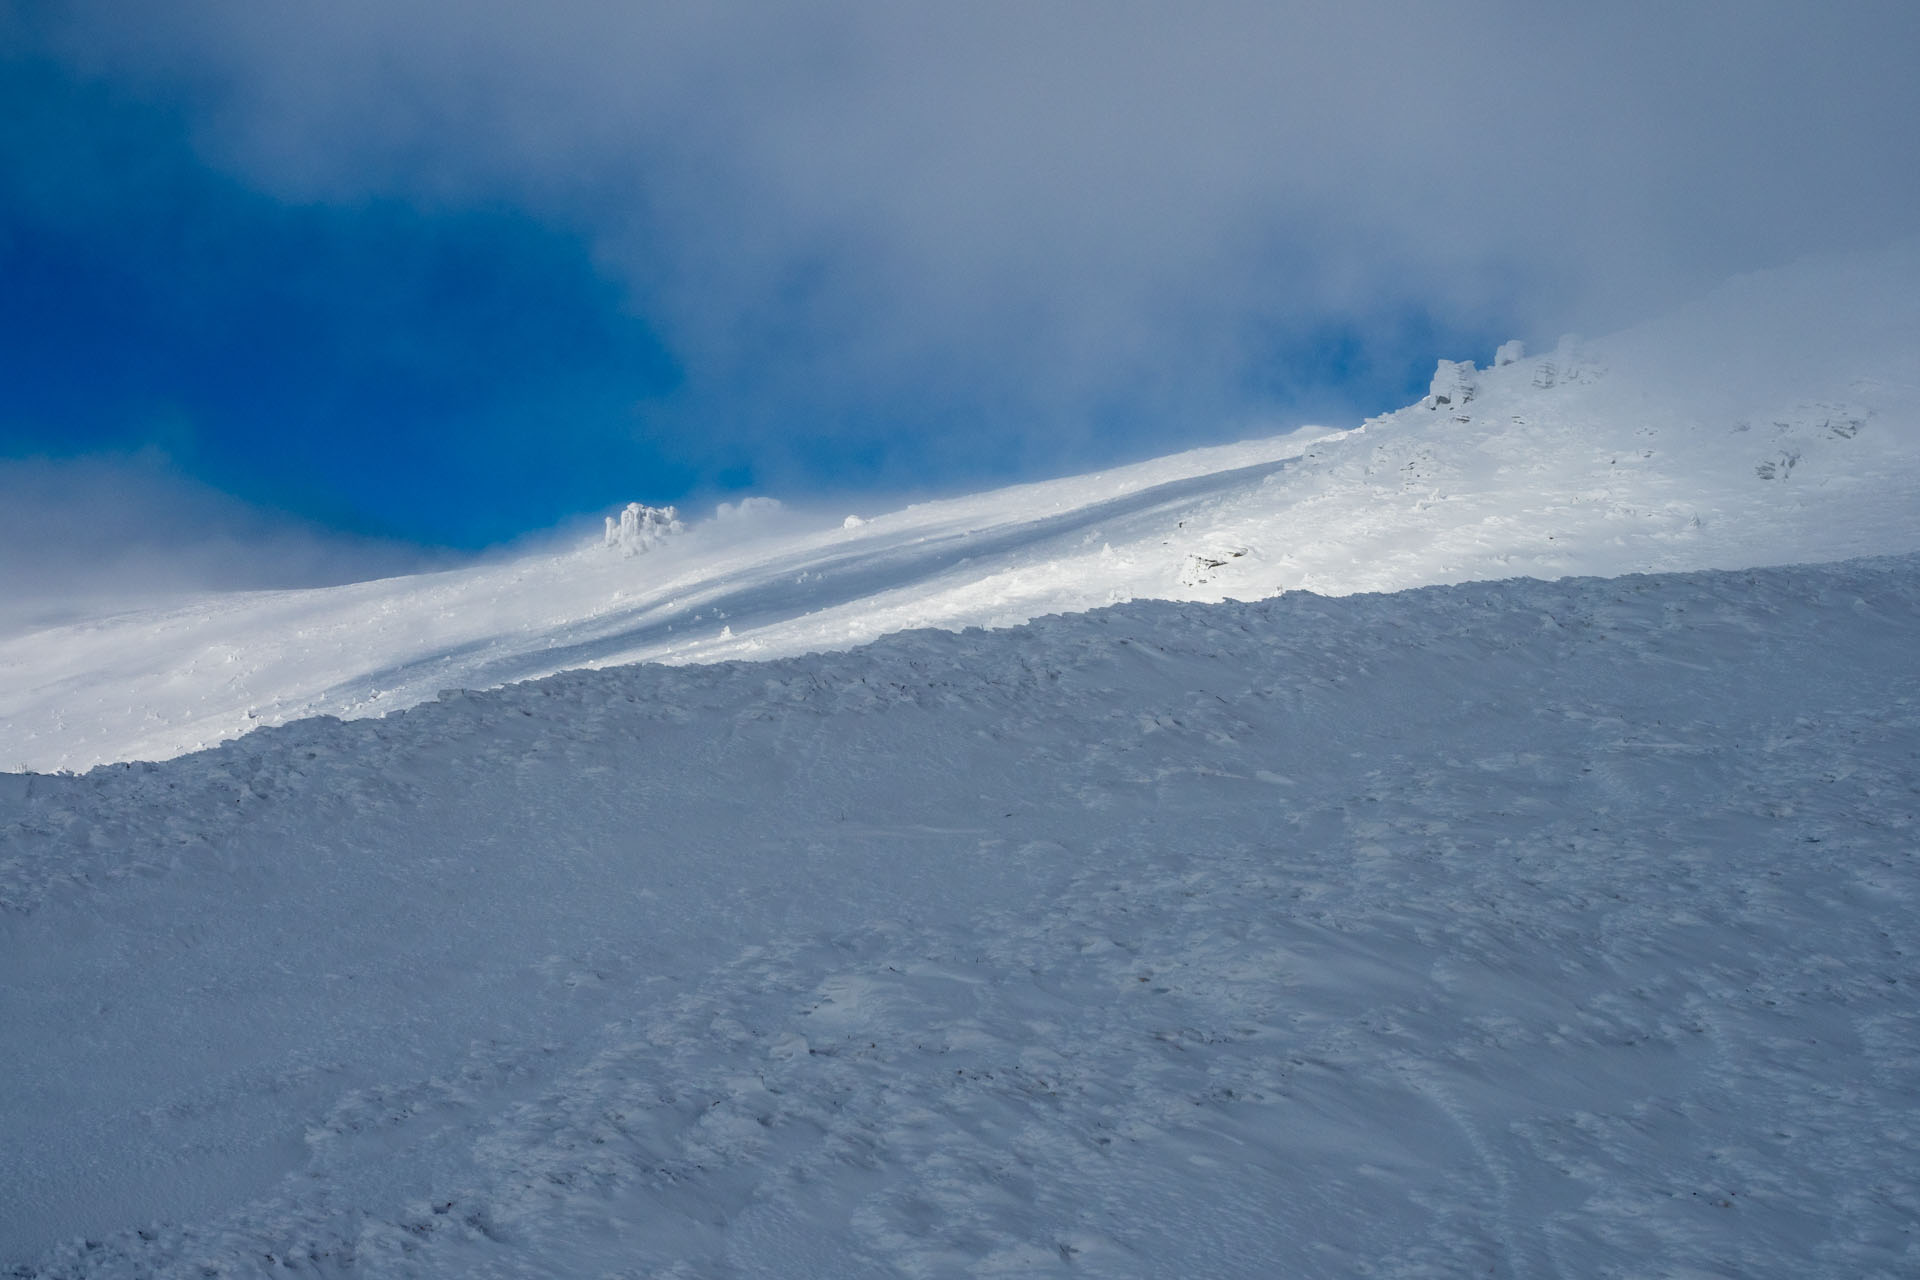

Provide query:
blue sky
left=4, top=1, right=1918, bottom=585
left=1, top=57, right=687, bottom=548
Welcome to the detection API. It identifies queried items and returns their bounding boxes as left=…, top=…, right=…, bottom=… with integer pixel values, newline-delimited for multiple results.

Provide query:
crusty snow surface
left=5, top=558, right=1919, bottom=1277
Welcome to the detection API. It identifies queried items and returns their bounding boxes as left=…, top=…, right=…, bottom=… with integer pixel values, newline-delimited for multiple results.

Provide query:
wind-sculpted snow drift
left=3, top=241, right=1917, bottom=773
left=4, top=557, right=1920, bottom=1276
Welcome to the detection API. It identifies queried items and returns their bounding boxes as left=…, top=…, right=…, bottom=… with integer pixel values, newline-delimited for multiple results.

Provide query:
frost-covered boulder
left=603, top=502, right=684, bottom=555
left=1178, top=545, right=1249, bottom=588
left=1494, top=339, right=1526, bottom=367
left=1425, top=359, right=1477, bottom=409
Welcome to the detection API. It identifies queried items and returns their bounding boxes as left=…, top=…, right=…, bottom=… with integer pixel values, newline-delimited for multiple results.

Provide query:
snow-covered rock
left=1424, top=357, right=1477, bottom=409
left=602, top=501, right=683, bottom=555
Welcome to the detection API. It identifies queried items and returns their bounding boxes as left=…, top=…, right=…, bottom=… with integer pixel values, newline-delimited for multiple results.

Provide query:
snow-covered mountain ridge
left=7, top=241, right=1920, bottom=1276
left=3, top=239, right=1917, bottom=774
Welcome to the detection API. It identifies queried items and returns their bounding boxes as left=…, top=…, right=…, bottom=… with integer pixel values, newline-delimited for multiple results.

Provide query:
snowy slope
left=4, top=556, right=1918, bottom=1276
left=4, top=241, right=1918, bottom=773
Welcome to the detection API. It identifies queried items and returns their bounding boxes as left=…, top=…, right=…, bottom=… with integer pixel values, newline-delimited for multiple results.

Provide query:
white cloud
left=27, top=1, right=1920, bottom=448
left=0, top=451, right=447, bottom=634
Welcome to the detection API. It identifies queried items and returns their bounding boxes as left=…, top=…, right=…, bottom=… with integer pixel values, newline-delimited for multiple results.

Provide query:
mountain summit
left=4, top=241, right=1917, bottom=773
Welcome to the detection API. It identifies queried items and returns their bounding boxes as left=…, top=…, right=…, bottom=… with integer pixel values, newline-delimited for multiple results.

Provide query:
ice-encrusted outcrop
left=1425, top=358, right=1477, bottom=409
left=602, top=503, right=684, bottom=555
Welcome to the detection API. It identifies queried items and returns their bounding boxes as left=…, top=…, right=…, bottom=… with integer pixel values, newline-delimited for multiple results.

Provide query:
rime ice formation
left=602, top=502, right=683, bottom=555
left=1424, top=357, right=1477, bottom=409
